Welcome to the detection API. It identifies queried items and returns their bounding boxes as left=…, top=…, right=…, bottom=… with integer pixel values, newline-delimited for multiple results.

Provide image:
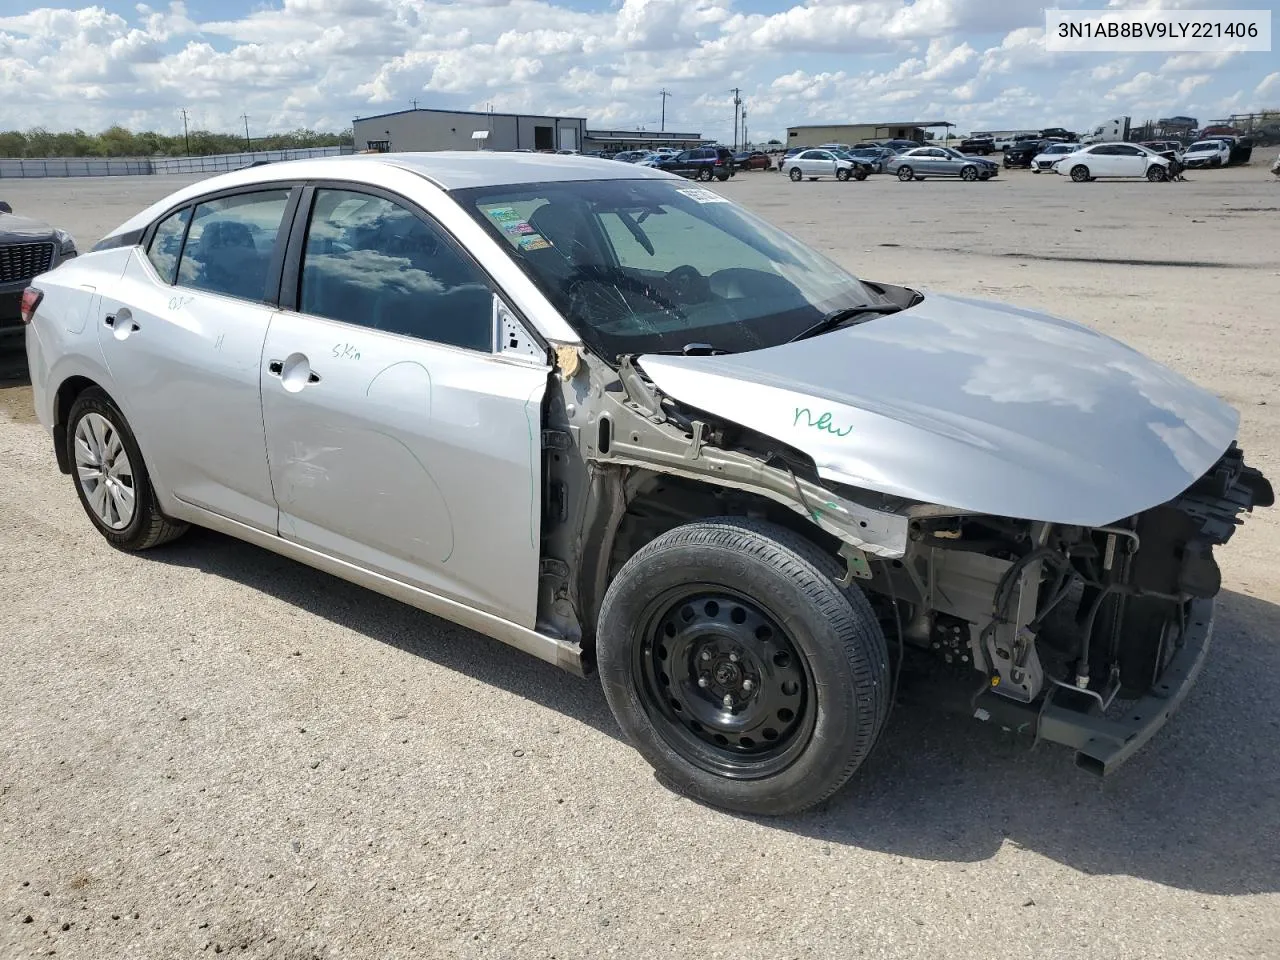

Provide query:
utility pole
left=180, top=107, right=190, bottom=156
left=659, top=89, right=670, bottom=132
left=741, top=106, right=748, bottom=151
left=240, top=114, right=251, bottom=152
left=411, top=98, right=419, bottom=109
left=730, top=87, right=742, bottom=151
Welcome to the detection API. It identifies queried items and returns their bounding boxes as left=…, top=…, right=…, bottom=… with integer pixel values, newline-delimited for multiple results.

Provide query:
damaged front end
left=870, top=443, right=1272, bottom=773
left=539, top=342, right=1272, bottom=776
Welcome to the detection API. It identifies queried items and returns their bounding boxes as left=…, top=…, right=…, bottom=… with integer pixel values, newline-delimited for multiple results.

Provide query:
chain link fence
left=0, top=146, right=355, bottom=179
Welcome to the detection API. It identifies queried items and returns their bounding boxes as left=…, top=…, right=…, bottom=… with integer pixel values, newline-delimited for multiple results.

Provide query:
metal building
left=581, top=129, right=707, bottom=153
left=353, top=107, right=587, bottom=154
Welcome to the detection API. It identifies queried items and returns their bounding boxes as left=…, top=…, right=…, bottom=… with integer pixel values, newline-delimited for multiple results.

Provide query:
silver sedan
left=886, top=146, right=997, bottom=181
left=21, top=152, right=1272, bottom=816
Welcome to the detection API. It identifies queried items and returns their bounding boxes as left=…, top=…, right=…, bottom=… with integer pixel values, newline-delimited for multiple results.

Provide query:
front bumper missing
left=973, top=596, right=1213, bottom=775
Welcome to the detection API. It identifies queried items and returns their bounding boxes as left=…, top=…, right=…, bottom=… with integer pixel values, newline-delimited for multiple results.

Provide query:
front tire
left=1147, top=165, right=1168, bottom=182
left=836, top=167, right=850, bottom=181
left=789, top=167, right=802, bottom=181
left=67, top=387, right=188, bottom=551
left=896, top=166, right=913, bottom=181
left=960, top=165, right=978, bottom=181
left=597, top=518, right=891, bottom=816
left=1070, top=164, right=1091, bottom=182
left=853, top=167, right=868, bottom=181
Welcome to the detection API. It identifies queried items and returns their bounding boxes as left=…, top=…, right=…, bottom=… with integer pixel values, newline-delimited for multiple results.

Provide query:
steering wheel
left=663, top=264, right=711, bottom=303
left=564, top=265, right=684, bottom=315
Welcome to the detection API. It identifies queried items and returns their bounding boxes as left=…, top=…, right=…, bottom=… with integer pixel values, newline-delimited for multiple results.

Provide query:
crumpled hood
left=637, top=291, right=1238, bottom=527
left=0, top=213, right=57, bottom=241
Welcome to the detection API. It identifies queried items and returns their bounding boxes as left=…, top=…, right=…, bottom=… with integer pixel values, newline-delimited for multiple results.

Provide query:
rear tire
left=896, top=166, right=913, bottom=181
left=698, top=167, right=713, bottom=182
left=597, top=518, right=891, bottom=817
left=789, top=167, right=802, bottom=181
left=66, top=387, right=188, bottom=551
left=1070, top=164, right=1090, bottom=182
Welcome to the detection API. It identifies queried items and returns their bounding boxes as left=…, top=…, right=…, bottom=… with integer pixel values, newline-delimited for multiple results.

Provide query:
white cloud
left=0, top=0, right=1274, bottom=144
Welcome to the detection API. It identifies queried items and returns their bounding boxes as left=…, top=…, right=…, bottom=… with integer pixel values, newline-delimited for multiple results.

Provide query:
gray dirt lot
left=1, top=163, right=1278, bottom=960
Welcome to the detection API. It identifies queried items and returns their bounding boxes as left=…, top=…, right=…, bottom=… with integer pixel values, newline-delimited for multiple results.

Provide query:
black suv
left=1004, top=138, right=1061, bottom=168
left=653, top=146, right=736, bottom=181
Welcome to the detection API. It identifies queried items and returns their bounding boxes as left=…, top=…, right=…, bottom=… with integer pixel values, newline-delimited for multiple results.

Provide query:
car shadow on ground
left=151, top=529, right=1278, bottom=896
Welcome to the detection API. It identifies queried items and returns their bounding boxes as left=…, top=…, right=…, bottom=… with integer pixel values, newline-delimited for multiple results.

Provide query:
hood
left=637, top=292, right=1238, bottom=527
left=0, top=213, right=57, bottom=242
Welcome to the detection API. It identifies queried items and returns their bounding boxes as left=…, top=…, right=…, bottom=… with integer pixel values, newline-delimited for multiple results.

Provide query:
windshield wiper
left=787, top=303, right=904, bottom=343
left=651, top=342, right=729, bottom=356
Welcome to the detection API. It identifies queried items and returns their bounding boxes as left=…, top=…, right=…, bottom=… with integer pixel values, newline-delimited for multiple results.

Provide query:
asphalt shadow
left=147, top=527, right=1278, bottom=895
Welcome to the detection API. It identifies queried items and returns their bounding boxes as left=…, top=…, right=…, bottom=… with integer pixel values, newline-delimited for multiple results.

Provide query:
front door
left=95, top=188, right=295, bottom=531
left=1111, top=144, right=1147, bottom=176
left=260, top=186, right=549, bottom=625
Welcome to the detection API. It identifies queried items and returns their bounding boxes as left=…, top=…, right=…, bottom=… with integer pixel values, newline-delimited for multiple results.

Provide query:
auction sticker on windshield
left=677, top=188, right=728, bottom=204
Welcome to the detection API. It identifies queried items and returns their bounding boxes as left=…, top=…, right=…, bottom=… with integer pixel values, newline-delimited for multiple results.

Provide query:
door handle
left=104, top=312, right=139, bottom=333
left=267, top=357, right=321, bottom=386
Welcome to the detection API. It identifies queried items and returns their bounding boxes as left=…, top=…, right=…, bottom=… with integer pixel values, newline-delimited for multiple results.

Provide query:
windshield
left=454, top=178, right=879, bottom=360
left=1188, top=142, right=1218, bottom=151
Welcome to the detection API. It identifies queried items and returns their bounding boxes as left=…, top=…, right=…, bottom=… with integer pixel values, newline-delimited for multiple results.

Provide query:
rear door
left=259, top=184, right=550, bottom=625
left=95, top=186, right=298, bottom=532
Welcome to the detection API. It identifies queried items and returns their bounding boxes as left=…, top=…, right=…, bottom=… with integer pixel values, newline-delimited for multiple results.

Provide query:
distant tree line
left=0, top=125, right=355, bottom=158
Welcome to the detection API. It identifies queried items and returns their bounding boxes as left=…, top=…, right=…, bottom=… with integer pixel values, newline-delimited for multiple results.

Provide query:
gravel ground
left=1, top=162, right=1279, bottom=960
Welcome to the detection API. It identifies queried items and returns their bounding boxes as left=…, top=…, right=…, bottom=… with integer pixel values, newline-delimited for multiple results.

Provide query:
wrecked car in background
left=22, top=153, right=1273, bottom=816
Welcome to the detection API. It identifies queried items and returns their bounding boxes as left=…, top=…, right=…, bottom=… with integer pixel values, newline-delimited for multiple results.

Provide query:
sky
left=0, top=0, right=1277, bottom=143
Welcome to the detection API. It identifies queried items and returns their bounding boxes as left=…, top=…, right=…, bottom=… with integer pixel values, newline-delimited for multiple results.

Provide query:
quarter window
left=177, top=190, right=291, bottom=301
left=298, top=189, right=494, bottom=352
left=147, top=207, right=191, bottom=284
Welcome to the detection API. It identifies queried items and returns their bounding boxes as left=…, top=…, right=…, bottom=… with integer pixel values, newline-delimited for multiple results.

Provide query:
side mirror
left=0, top=201, right=12, bottom=215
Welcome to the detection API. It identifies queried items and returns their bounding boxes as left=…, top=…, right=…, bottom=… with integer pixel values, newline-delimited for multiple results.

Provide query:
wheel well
left=604, top=473, right=841, bottom=601
left=51, top=375, right=99, bottom=474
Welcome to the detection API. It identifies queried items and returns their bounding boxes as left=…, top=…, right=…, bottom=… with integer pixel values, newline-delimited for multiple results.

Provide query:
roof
left=585, top=134, right=709, bottom=144
left=99, top=152, right=677, bottom=240
left=353, top=106, right=587, bottom=124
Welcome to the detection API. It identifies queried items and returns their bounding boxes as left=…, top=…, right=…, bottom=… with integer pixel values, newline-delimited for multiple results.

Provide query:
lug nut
left=700, top=650, right=712, bottom=661
left=698, top=676, right=709, bottom=688
left=741, top=679, right=754, bottom=692
left=728, top=651, right=740, bottom=663
left=722, top=694, right=733, bottom=708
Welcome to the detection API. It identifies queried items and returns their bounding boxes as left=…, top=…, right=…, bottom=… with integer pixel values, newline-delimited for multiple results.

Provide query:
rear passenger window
left=177, top=190, right=291, bottom=301
left=147, top=207, right=190, bottom=284
left=298, top=189, right=494, bottom=352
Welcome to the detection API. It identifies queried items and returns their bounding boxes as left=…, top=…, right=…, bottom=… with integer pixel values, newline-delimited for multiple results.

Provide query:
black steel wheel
left=597, top=517, right=891, bottom=816
left=633, top=587, right=815, bottom=779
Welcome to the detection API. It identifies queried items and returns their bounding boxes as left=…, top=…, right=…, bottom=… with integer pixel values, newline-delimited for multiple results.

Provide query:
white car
left=1181, top=139, right=1232, bottom=169
left=782, top=148, right=865, bottom=182
left=1054, top=143, right=1171, bottom=182
left=1029, top=142, right=1080, bottom=173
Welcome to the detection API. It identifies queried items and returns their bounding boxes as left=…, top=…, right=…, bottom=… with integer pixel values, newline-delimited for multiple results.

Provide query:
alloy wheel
left=74, top=412, right=136, bottom=530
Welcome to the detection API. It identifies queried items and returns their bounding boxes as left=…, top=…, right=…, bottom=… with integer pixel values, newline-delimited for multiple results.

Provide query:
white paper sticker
left=677, top=188, right=728, bottom=204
